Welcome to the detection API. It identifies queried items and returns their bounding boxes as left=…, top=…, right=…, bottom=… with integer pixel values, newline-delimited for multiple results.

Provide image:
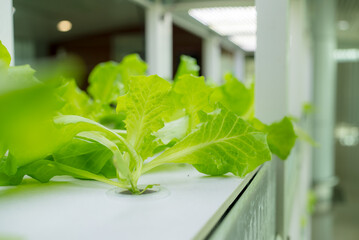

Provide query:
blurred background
left=1, top=0, right=358, bottom=239
left=11, top=0, right=255, bottom=88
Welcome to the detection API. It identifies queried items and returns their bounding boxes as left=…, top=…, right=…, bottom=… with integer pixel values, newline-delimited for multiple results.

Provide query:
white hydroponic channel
left=0, top=164, right=253, bottom=240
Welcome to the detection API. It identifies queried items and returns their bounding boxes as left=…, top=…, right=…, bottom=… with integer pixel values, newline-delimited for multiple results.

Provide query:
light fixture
left=230, top=35, right=256, bottom=52
left=334, top=49, right=359, bottom=62
left=188, top=7, right=257, bottom=52
left=210, top=24, right=257, bottom=36
left=57, top=20, right=72, bottom=32
left=337, top=20, right=349, bottom=31
left=335, top=123, right=359, bottom=147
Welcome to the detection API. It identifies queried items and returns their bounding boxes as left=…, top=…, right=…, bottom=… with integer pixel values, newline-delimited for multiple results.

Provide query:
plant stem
left=112, top=129, right=127, bottom=136
left=53, top=162, right=130, bottom=189
left=105, top=130, right=143, bottom=174
left=85, top=122, right=143, bottom=191
left=142, top=161, right=163, bottom=174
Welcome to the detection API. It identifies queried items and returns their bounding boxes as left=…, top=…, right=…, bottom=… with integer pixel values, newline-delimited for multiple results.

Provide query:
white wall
left=0, top=0, right=14, bottom=65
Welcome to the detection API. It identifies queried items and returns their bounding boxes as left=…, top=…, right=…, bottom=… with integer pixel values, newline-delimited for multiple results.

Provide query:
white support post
left=0, top=0, right=14, bottom=66
left=257, top=0, right=315, bottom=239
left=145, top=3, right=172, bottom=79
left=203, top=36, right=221, bottom=84
left=311, top=0, right=337, bottom=211
left=256, top=1, right=289, bottom=240
left=287, top=1, right=314, bottom=239
left=256, top=0, right=289, bottom=123
left=234, top=49, right=245, bottom=81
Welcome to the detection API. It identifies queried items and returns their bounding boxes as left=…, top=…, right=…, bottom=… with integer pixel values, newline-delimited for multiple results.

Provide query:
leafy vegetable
left=117, top=75, right=171, bottom=160
left=87, top=61, right=124, bottom=104
left=153, top=116, right=189, bottom=145
left=143, top=107, right=271, bottom=177
left=251, top=117, right=297, bottom=160
left=88, top=54, right=147, bottom=104
left=53, top=137, right=113, bottom=175
left=174, top=55, right=200, bottom=80
left=169, top=74, right=214, bottom=131
left=211, top=73, right=254, bottom=119
left=0, top=40, right=11, bottom=67
left=57, top=79, right=99, bottom=119
left=302, top=102, right=314, bottom=116
left=0, top=41, right=298, bottom=194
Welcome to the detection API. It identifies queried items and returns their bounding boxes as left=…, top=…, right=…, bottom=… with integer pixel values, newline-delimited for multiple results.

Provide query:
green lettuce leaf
left=169, top=74, right=213, bottom=131
left=0, top=158, right=64, bottom=186
left=0, top=141, right=7, bottom=159
left=53, top=137, right=112, bottom=175
left=88, top=61, right=123, bottom=104
left=174, top=55, right=200, bottom=80
left=56, top=79, right=117, bottom=123
left=57, top=79, right=96, bottom=118
left=118, top=54, right=147, bottom=88
left=251, top=117, right=297, bottom=160
left=0, top=65, right=40, bottom=95
left=294, top=125, right=318, bottom=147
left=88, top=54, right=147, bottom=104
left=144, top=107, right=271, bottom=177
left=117, top=75, right=171, bottom=159
left=53, top=115, right=141, bottom=173
left=19, top=160, right=65, bottom=183
left=0, top=40, right=11, bottom=67
left=266, top=117, right=297, bottom=159
left=0, top=169, right=24, bottom=186
left=211, top=73, right=254, bottom=119
left=152, top=116, right=189, bottom=145
left=99, top=159, right=117, bottom=178
left=0, top=158, right=123, bottom=187
left=76, top=131, right=130, bottom=181
left=0, top=67, right=64, bottom=170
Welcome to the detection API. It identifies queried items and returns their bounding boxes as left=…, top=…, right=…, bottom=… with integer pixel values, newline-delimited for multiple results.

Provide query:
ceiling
left=13, top=0, right=359, bottom=49
left=13, top=0, right=254, bottom=47
left=337, top=0, right=359, bottom=48
left=13, top=0, right=144, bottom=42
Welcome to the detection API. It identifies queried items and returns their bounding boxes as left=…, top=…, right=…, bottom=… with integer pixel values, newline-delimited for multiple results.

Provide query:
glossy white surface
left=0, top=164, right=247, bottom=240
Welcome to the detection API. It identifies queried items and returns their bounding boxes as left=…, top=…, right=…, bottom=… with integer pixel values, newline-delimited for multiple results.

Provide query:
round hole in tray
left=107, top=185, right=170, bottom=200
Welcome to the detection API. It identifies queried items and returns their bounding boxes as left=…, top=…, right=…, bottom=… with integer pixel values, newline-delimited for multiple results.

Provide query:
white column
left=145, top=3, right=172, bottom=79
left=287, top=1, right=314, bottom=239
left=256, top=0, right=288, bottom=124
left=0, top=0, right=14, bottom=66
left=234, top=49, right=245, bottom=81
left=312, top=0, right=337, bottom=210
left=203, top=36, right=221, bottom=84
left=288, top=0, right=313, bottom=117
left=256, top=1, right=289, bottom=239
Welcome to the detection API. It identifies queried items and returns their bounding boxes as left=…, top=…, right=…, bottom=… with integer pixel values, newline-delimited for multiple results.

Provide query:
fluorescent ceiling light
left=189, top=7, right=256, bottom=26
left=334, top=49, right=359, bottom=62
left=335, top=123, right=359, bottom=147
left=57, top=20, right=72, bottom=32
left=230, top=35, right=256, bottom=52
left=189, top=7, right=257, bottom=52
left=210, top=24, right=256, bottom=36
left=337, top=20, right=350, bottom=31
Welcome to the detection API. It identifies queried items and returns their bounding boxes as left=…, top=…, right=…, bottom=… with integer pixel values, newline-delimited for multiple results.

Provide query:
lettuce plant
left=0, top=41, right=297, bottom=194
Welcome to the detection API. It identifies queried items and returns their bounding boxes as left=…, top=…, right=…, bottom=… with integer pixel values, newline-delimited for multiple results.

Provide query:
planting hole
left=118, top=188, right=158, bottom=195
left=107, top=185, right=170, bottom=200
